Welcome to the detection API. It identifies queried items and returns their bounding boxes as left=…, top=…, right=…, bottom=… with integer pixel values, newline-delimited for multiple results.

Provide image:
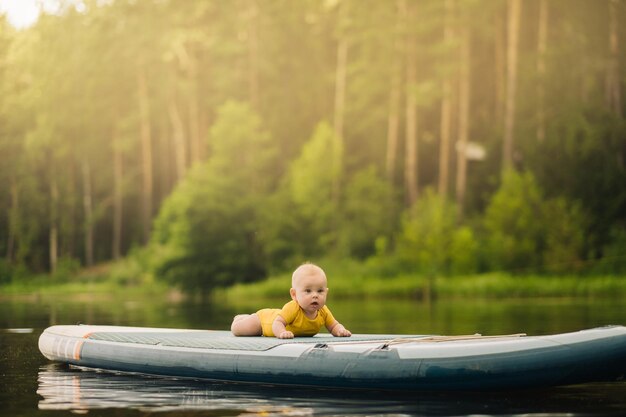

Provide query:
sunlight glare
left=0, top=0, right=40, bottom=29
left=0, top=0, right=87, bottom=29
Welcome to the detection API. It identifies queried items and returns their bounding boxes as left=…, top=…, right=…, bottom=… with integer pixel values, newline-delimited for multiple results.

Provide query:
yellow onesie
left=256, top=300, right=336, bottom=337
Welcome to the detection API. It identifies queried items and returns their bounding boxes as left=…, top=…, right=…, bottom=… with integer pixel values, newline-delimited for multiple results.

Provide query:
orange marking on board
left=74, top=341, right=84, bottom=360
left=82, top=332, right=93, bottom=339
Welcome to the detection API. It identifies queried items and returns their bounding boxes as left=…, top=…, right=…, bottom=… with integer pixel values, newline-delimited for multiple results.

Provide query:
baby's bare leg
left=232, top=314, right=249, bottom=323
left=230, top=313, right=262, bottom=336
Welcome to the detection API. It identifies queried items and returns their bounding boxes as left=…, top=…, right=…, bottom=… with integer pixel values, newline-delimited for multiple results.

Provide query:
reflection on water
left=37, top=363, right=626, bottom=416
left=3, top=294, right=625, bottom=416
left=37, top=363, right=412, bottom=415
left=2, top=328, right=34, bottom=334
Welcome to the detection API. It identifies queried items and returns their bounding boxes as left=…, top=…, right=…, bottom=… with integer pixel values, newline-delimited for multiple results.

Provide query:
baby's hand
left=277, top=330, right=294, bottom=339
left=332, top=324, right=352, bottom=337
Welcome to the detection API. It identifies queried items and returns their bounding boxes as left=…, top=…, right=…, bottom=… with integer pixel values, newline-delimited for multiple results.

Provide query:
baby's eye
left=304, top=289, right=312, bottom=294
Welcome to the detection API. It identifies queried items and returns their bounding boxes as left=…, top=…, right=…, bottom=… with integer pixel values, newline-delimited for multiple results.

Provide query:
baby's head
left=290, top=263, right=329, bottom=314
left=291, top=263, right=327, bottom=289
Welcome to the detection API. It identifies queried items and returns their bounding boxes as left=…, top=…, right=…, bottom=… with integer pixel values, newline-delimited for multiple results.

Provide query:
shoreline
left=2, top=273, right=625, bottom=301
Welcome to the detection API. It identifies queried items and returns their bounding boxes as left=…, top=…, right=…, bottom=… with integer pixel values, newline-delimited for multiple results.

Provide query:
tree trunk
left=386, top=69, right=401, bottom=182
left=248, top=0, right=260, bottom=110
left=607, top=0, right=623, bottom=171
left=198, top=107, right=209, bottom=162
left=169, top=100, right=188, bottom=181
left=174, top=43, right=202, bottom=165
left=6, top=175, right=18, bottom=262
left=81, top=159, right=94, bottom=267
left=455, top=15, right=470, bottom=219
left=49, top=171, right=59, bottom=273
left=606, top=0, right=622, bottom=117
left=188, top=59, right=202, bottom=166
left=112, top=131, right=123, bottom=261
left=65, top=161, right=77, bottom=259
left=333, top=41, right=348, bottom=143
left=536, top=0, right=548, bottom=143
left=137, top=66, right=153, bottom=244
left=494, top=7, right=506, bottom=133
left=333, top=26, right=348, bottom=205
left=404, top=2, right=418, bottom=207
left=188, top=93, right=201, bottom=165
left=438, top=0, right=454, bottom=197
left=502, top=0, right=521, bottom=171
left=386, top=0, right=404, bottom=182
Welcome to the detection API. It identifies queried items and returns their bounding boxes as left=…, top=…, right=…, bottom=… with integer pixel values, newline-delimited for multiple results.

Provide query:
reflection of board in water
left=38, top=324, right=626, bottom=391
left=37, top=363, right=626, bottom=416
left=37, top=363, right=308, bottom=414
left=37, top=363, right=419, bottom=415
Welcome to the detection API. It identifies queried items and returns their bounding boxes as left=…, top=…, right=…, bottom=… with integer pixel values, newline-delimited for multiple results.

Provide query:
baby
left=231, top=263, right=351, bottom=338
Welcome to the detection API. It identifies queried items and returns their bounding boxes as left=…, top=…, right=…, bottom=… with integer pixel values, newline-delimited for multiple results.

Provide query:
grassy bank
left=0, top=278, right=171, bottom=298
left=2, top=258, right=625, bottom=301
left=0, top=261, right=172, bottom=300
left=224, top=272, right=626, bottom=301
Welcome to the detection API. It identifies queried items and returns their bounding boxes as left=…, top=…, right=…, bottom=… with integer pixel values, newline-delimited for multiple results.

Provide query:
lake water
left=1, top=294, right=626, bottom=416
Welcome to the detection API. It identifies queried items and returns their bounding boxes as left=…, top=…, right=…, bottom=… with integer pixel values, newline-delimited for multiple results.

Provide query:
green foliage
left=542, top=198, right=587, bottom=273
left=288, top=121, right=340, bottom=227
left=0, top=0, right=624, bottom=289
left=256, top=188, right=305, bottom=272
left=340, top=166, right=397, bottom=259
left=450, top=226, right=479, bottom=275
left=227, top=269, right=626, bottom=301
left=523, top=109, right=626, bottom=263
left=4, top=175, right=46, bottom=268
left=434, top=273, right=626, bottom=298
left=262, top=121, right=341, bottom=263
left=484, top=170, right=588, bottom=274
left=50, top=257, right=81, bottom=282
left=107, top=248, right=155, bottom=287
left=593, top=227, right=626, bottom=274
left=153, top=177, right=265, bottom=294
left=396, top=189, right=477, bottom=276
left=151, top=102, right=273, bottom=294
left=483, top=171, right=545, bottom=272
left=225, top=257, right=430, bottom=301
left=208, top=101, right=278, bottom=191
left=0, top=259, right=14, bottom=285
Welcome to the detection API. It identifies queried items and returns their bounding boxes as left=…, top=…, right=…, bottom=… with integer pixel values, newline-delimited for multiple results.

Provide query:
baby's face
left=291, top=271, right=328, bottom=317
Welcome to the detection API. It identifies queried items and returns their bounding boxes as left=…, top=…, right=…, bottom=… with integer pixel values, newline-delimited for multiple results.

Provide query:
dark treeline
left=0, top=0, right=625, bottom=291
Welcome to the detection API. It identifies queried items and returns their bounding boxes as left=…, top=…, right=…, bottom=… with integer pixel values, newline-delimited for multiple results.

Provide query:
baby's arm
left=327, top=320, right=352, bottom=337
left=272, top=315, right=294, bottom=339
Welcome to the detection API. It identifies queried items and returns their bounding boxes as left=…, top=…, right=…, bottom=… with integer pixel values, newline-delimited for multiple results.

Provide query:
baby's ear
left=289, top=288, right=297, bottom=300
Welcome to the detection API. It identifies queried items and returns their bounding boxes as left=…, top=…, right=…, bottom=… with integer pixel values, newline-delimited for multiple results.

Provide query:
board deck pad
left=86, top=330, right=404, bottom=351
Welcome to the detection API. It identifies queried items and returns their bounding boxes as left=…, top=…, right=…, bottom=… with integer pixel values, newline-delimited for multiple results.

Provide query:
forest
left=0, top=0, right=625, bottom=294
